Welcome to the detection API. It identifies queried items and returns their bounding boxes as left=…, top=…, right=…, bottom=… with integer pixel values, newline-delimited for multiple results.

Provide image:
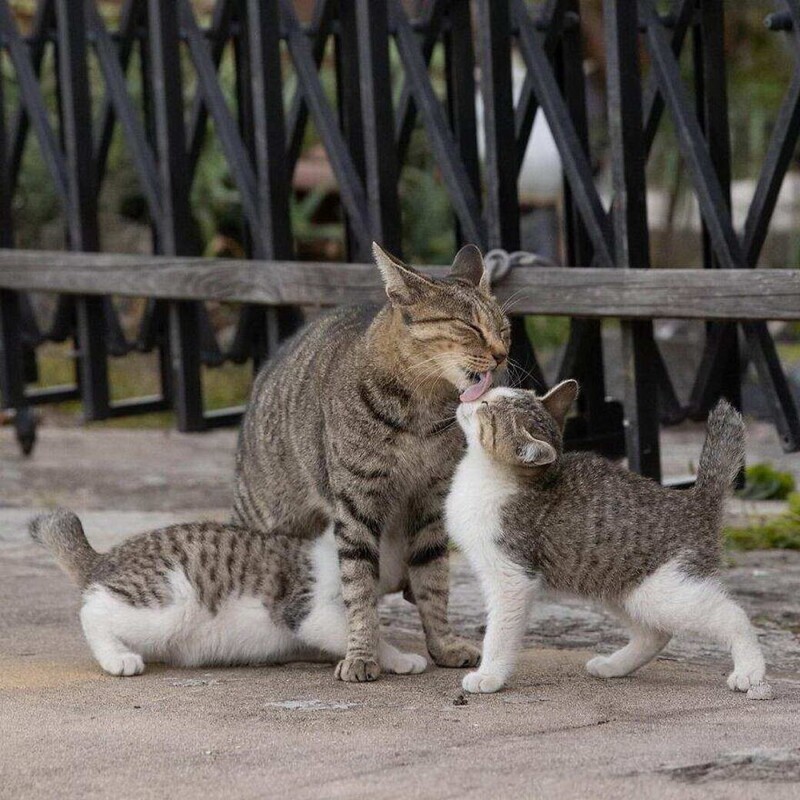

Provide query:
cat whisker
left=506, top=357, right=546, bottom=391
left=499, top=288, right=527, bottom=314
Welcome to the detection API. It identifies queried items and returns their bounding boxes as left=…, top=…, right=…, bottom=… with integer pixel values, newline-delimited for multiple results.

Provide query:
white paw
left=99, top=653, right=145, bottom=677
left=462, top=670, right=504, bottom=694
left=727, top=663, right=766, bottom=692
left=585, top=655, right=625, bottom=678
left=382, top=652, right=428, bottom=675
left=746, top=682, right=774, bottom=701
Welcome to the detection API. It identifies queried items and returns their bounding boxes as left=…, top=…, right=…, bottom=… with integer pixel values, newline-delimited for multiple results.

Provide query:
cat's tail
left=29, top=509, right=100, bottom=588
left=695, top=399, right=745, bottom=499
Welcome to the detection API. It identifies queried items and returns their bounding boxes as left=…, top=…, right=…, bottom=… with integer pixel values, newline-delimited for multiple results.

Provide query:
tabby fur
left=232, top=243, right=511, bottom=681
left=30, top=510, right=427, bottom=676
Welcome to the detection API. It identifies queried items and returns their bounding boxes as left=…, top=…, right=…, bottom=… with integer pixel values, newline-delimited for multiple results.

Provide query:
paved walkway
left=1, top=422, right=799, bottom=797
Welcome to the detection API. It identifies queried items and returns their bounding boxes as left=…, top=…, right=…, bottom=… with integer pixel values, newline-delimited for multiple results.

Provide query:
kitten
left=29, top=510, right=426, bottom=677
left=233, top=243, right=510, bottom=682
left=446, top=381, right=768, bottom=697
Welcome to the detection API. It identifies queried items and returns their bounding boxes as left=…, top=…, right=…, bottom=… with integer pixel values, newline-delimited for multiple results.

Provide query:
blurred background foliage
left=4, top=1, right=798, bottom=263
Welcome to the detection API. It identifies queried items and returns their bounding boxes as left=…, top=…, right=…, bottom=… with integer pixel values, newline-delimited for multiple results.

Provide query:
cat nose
left=490, top=347, right=508, bottom=369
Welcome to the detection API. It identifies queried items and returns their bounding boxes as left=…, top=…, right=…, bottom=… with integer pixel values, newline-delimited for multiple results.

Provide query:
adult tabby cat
left=232, top=244, right=511, bottom=682
left=30, top=511, right=426, bottom=676
left=447, top=383, right=769, bottom=698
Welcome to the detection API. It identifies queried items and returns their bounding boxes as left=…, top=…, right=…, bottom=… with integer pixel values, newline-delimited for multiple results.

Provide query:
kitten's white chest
left=445, top=449, right=517, bottom=559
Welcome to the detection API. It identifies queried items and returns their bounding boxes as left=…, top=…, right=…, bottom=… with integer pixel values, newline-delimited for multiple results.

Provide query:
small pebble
left=453, top=693, right=468, bottom=706
left=746, top=683, right=775, bottom=701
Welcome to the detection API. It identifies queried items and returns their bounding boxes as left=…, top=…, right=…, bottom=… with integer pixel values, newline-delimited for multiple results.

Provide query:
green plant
left=737, top=462, right=796, bottom=501
left=725, top=493, right=800, bottom=551
left=291, top=187, right=343, bottom=243
left=524, top=316, right=571, bottom=351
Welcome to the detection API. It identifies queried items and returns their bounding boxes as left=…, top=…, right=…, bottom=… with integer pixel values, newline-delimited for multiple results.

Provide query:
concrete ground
left=1, top=422, right=800, bottom=798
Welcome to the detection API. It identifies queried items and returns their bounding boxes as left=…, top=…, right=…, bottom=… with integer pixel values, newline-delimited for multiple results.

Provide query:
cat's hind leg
left=80, top=588, right=145, bottom=677
left=622, top=560, right=766, bottom=692
left=378, top=640, right=427, bottom=675
left=295, top=594, right=427, bottom=675
left=299, top=524, right=428, bottom=675
left=586, top=616, right=670, bottom=678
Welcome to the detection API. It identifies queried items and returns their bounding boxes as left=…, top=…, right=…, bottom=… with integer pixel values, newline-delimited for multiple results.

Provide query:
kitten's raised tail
left=29, top=509, right=99, bottom=588
left=695, top=399, right=745, bottom=498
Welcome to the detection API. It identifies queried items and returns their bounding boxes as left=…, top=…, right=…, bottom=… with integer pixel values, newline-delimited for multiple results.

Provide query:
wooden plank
left=0, top=249, right=798, bottom=320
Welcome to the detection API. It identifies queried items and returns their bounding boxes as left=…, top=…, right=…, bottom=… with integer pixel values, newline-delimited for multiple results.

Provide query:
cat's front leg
left=463, top=571, right=534, bottom=694
left=406, top=491, right=481, bottom=668
left=330, top=482, right=391, bottom=682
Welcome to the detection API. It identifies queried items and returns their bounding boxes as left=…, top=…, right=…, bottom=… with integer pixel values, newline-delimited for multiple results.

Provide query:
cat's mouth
left=459, top=371, right=493, bottom=403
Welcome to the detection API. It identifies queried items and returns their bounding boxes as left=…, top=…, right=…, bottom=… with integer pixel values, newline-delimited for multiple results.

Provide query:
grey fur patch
left=472, top=391, right=744, bottom=599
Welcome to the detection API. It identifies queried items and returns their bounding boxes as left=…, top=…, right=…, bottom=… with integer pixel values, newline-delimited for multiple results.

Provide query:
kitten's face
left=374, top=243, right=510, bottom=397
left=456, top=381, right=579, bottom=467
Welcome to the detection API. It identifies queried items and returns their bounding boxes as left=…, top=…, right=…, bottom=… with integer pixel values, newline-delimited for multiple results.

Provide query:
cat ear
left=373, top=242, right=434, bottom=306
left=448, top=244, right=490, bottom=294
left=517, top=430, right=557, bottom=466
left=540, top=379, right=579, bottom=429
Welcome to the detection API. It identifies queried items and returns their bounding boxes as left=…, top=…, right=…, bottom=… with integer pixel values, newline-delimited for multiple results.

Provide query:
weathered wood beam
left=0, top=250, right=798, bottom=321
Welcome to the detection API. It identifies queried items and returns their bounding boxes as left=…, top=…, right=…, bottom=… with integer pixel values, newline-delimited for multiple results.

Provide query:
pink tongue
left=459, top=371, right=493, bottom=403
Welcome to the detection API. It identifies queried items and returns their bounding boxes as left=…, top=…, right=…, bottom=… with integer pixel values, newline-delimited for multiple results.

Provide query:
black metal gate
left=0, top=0, right=798, bottom=481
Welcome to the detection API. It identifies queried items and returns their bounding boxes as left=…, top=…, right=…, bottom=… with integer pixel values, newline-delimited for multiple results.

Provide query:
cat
left=29, top=510, right=427, bottom=677
left=232, top=243, right=510, bottom=682
left=446, top=381, right=768, bottom=697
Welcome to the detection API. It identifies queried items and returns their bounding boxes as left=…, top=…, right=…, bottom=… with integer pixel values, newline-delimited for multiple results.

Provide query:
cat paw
left=462, top=670, right=504, bottom=694
left=382, top=652, right=428, bottom=675
left=431, top=639, right=481, bottom=669
left=727, top=663, right=766, bottom=692
left=334, top=656, right=380, bottom=683
left=99, top=653, right=145, bottom=677
left=585, top=655, right=626, bottom=678
left=746, top=682, right=775, bottom=701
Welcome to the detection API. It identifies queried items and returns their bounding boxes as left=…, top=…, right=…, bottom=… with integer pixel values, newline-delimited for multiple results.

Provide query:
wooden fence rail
left=1, top=251, right=799, bottom=322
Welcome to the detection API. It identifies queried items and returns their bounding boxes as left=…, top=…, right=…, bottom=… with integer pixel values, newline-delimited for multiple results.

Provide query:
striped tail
left=29, top=509, right=99, bottom=588
left=695, top=400, right=745, bottom=499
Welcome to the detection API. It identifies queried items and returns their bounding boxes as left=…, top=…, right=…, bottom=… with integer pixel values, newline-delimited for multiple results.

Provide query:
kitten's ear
left=448, top=244, right=490, bottom=295
left=540, top=379, right=579, bottom=429
left=373, top=242, right=434, bottom=306
left=517, top=430, right=557, bottom=466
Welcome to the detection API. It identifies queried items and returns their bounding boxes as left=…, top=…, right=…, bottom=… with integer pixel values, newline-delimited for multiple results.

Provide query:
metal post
left=556, top=2, right=620, bottom=455
left=604, top=0, right=661, bottom=479
left=242, top=0, right=302, bottom=359
left=477, top=0, right=544, bottom=389
left=55, top=0, right=110, bottom=420
left=146, top=0, right=204, bottom=431
left=229, top=1, right=264, bottom=367
left=354, top=0, right=402, bottom=254
left=0, top=62, right=25, bottom=418
left=476, top=0, right=519, bottom=249
left=336, top=0, right=369, bottom=261
left=445, top=0, right=482, bottom=246
left=689, top=0, right=742, bottom=418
